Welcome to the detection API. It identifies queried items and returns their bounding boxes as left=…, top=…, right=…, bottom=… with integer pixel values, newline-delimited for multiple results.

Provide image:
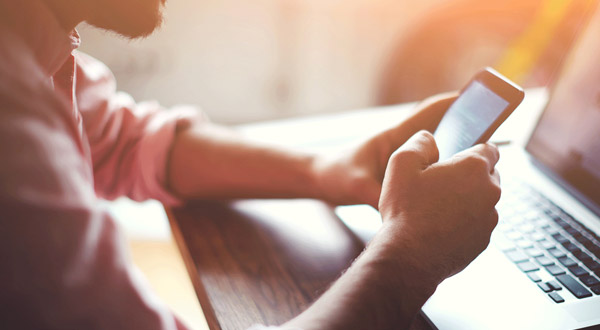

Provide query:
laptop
left=335, top=6, right=600, bottom=330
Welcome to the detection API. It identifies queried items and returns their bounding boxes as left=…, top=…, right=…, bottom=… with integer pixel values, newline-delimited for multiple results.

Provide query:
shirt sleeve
left=74, top=51, right=201, bottom=205
left=0, top=46, right=190, bottom=330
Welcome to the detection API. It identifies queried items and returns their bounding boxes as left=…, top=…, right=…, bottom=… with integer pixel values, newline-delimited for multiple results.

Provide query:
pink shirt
left=0, top=0, right=197, bottom=328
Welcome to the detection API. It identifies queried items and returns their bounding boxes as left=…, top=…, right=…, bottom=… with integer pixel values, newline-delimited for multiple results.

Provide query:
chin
left=87, top=0, right=165, bottom=38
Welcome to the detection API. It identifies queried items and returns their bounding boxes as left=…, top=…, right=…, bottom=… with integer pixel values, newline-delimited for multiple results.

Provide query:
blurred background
left=78, top=0, right=592, bottom=124
left=80, top=2, right=596, bottom=328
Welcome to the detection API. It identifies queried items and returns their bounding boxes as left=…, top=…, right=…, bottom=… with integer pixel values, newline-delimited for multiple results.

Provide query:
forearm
left=167, top=122, right=324, bottom=200
left=284, top=222, right=438, bottom=330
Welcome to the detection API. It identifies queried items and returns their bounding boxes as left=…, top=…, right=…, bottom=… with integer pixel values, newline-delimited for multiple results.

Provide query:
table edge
left=165, top=206, right=222, bottom=330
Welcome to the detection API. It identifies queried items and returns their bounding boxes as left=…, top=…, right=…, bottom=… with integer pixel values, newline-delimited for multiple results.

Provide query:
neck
left=43, top=0, right=88, bottom=31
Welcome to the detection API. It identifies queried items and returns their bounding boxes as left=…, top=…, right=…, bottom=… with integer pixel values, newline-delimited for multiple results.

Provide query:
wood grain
left=169, top=199, right=433, bottom=330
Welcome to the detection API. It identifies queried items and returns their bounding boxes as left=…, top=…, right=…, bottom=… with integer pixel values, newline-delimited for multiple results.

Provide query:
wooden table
left=168, top=199, right=435, bottom=330
left=166, top=89, right=548, bottom=330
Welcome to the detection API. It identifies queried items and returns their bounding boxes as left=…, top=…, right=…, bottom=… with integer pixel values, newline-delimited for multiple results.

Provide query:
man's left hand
left=313, top=93, right=456, bottom=208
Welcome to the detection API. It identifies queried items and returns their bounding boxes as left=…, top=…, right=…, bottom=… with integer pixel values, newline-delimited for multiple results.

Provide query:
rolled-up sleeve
left=75, top=52, right=200, bottom=205
left=0, top=53, right=189, bottom=329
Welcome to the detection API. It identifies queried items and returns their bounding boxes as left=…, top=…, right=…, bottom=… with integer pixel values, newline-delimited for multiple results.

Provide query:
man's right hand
left=378, top=130, right=501, bottom=287
left=283, top=127, right=500, bottom=330
left=284, top=130, right=502, bottom=330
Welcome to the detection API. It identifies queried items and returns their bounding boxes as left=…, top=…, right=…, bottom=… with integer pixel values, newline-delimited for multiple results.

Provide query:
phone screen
left=434, top=80, right=510, bottom=161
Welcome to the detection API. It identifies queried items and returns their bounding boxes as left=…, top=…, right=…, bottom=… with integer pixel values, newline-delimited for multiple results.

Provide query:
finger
left=389, top=130, right=439, bottom=172
left=490, top=172, right=502, bottom=205
left=357, top=177, right=383, bottom=209
left=491, top=168, right=500, bottom=186
left=384, top=93, right=458, bottom=151
left=485, top=209, right=500, bottom=234
left=463, top=143, right=500, bottom=173
left=475, top=209, right=499, bottom=252
left=407, top=92, right=459, bottom=133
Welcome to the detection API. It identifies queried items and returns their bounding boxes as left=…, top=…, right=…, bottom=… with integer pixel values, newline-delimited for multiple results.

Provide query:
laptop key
left=548, top=292, right=565, bottom=303
left=558, top=212, right=575, bottom=223
left=518, top=261, right=539, bottom=272
left=572, top=233, right=584, bottom=242
left=539, top=240, right=555, bottom=250
left=590, top=247, right=600, bottom=259
left=505, top=249, right=529, bottom=263
left=533, top=218, right=550, bottom=228
left=546, top=265, right=566, bottom=276
left=547, top=248, right=566, bottom=259
left=566, top=227, right=580, bottom=236
left=582, top=259, right=600, bottom=271
left=591, top=285, right=600, bottom=295
left=518, top=223, right=535, bottom=234
left=535, top=256, right=555, bottom=267
left=552, top=217, right=569, bottom=228
left=569, top=265, right=589, bottom=277
left=538, top=282, right=552, bottom=293
left=557, top=257, right=577, bottom=268
left=556, top=274, right=593, bottom=299
left=580, top=275, right=600, bottom=287
left=562, top=242, right=579, bottom=252
left=547, top=280, right=562, bottom=291
left=575, top=236, right=594, bottom=248
left=552, top=233, right=569, bottom=244
left=573, top=250, right=592, bottom=262
left=505, top=231, right=523, bottom=241
left=527, top=272, right=542, bottom=282
left=516, top=239, right=534, bottom=249
left=543, top=226, right=560, bottom=235
left=524, top=247, right=544, bottom=257
left=530, top=232, right=545, bottom=242
left=584, top=240, right=599, bottom=251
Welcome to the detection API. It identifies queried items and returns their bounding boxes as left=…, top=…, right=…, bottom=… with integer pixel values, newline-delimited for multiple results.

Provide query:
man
left=0, top=0, right=501, bottom=329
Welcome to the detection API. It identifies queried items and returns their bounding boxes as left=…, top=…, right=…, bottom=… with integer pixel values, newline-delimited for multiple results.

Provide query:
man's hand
left=285, top=130, right=501, bottom=330
left=168, top=93, right=457, bottom=204
left=313, top=93, right=457, bottom=208
left=379, top=130, right=501, bottom=286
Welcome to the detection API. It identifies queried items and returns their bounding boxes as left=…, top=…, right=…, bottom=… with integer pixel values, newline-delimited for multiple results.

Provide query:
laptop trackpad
left=564, top=302, right=600, bottom=323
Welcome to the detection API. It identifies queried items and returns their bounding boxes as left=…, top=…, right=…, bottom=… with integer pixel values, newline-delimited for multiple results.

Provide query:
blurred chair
left=377, top=0, right=596, bottom=105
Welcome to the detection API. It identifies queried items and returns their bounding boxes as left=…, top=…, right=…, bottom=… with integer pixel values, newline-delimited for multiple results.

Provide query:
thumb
left=389, top=130, right=439, bottom=173
left=379, top=130, right=438, bottom=211
left=384, top=92, right=458, bottom=152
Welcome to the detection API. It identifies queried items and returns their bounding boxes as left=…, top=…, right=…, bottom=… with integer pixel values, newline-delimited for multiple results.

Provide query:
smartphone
left=434, top=67, right=525, bottom=161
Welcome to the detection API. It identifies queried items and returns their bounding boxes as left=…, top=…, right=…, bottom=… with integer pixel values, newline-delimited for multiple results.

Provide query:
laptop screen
left=526, top=7, right=600, bottom=213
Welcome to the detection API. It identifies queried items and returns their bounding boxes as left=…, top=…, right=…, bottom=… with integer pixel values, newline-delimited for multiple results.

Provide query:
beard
left=86, top=0, right=166, bottom=38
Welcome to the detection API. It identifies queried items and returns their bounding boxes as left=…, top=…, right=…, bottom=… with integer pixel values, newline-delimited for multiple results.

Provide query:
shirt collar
left=0, top=0, right=80, bottom=76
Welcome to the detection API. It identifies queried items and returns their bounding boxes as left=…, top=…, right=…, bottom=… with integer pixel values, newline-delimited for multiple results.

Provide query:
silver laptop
left=336, top=7, right=600, bottom=330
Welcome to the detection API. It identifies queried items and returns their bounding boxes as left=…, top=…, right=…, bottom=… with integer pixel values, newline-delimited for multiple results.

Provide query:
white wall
left=78, top=0, right=442, bottom=124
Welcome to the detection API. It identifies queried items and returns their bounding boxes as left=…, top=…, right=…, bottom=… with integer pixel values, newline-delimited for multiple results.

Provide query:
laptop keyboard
left=495, top=180, right=600, bottom=304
